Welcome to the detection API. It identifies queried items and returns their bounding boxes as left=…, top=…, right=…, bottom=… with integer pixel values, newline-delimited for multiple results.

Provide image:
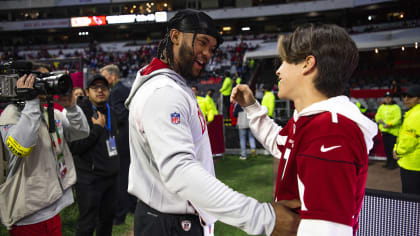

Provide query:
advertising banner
left=71, top=16, right=107, bottom=27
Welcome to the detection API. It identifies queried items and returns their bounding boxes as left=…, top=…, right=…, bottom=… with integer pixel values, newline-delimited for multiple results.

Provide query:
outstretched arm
left=232, top=85, right=285, bottom=159
left=230, top=84, right=256, bottom=107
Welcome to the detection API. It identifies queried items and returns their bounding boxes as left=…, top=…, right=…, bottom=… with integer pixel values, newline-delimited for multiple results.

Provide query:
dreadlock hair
left=157, top=31, right=174, bottom=69
left=157, top=31, right=198, bottom=70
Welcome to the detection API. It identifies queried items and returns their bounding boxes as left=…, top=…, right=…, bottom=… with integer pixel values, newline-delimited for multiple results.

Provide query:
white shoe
left=239, top=156, right=247, bottom=160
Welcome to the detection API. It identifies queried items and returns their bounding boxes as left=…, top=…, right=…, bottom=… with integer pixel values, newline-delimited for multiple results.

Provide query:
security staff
left=394, top=84, right=420, bottom=194
left=375, top=91, right=401, bottom=169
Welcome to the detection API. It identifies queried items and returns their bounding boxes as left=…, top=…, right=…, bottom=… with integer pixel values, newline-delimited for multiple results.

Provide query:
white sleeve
left=142, top=87, right=275, bottom=236
left=62, top=105, right=90, bottom=142
left=298, top=219, right=352, bottom=236
left=243, top=102, right=285, bottom=159
left=3, top=99, right=41, bottom=149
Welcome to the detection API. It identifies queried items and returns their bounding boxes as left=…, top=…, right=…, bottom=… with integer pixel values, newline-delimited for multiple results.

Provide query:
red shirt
left=274, top=112, right=368, bottom=234
left=141, top=58, right=169, bottom=76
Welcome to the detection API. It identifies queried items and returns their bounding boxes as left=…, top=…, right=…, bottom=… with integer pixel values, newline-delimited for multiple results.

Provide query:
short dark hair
left=277, top=24, right=359, bottom=97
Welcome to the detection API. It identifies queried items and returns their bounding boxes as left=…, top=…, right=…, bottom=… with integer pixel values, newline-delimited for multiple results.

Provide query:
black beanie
left=167, top=9, right=223, bottom=47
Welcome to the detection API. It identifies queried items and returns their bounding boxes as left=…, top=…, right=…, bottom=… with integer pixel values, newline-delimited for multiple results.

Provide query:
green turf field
left=0, top=154, right=274, bottom=236
left=213, top=154, right=274, bottom=236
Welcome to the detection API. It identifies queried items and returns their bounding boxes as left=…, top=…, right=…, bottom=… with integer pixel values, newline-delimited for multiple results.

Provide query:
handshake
left=270, top=199, right=301, bottom=236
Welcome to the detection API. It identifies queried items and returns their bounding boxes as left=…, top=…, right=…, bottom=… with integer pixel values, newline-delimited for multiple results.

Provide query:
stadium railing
left=357, top=188, right=420, bottom=236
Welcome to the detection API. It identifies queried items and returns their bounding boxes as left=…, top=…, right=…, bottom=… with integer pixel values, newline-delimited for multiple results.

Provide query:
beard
left=177, top=41, right=202, bottom=81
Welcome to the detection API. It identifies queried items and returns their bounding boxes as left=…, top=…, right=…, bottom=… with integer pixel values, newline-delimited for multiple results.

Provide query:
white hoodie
left=125, top=67, right=276, bottom=235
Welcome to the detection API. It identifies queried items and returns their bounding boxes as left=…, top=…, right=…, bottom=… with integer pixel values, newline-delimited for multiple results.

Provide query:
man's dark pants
left=400, top=167, right=420, bottom=195
left=134, top=200, right=204, bottom=236
left=75, top=176, right=118, bottom=236
left=382, top=132, right=398, bottom=168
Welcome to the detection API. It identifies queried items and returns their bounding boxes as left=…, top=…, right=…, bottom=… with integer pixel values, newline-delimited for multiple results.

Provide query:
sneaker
left=239, top=156, right=247, bottom=160
left=251, top=149, right=256, bottom=157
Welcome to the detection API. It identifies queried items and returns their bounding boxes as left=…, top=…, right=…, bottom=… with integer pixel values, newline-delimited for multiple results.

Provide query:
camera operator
left=0, top=71, right=89, bottom=235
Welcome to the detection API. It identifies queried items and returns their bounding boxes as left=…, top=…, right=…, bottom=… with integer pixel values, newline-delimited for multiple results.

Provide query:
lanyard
left=92, top=103, right=111, bottom=135
left=44, top=110, right=62, bottom=153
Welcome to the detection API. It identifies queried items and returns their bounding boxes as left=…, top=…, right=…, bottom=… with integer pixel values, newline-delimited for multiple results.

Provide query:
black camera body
left=0, top=60, right=73, bottom=102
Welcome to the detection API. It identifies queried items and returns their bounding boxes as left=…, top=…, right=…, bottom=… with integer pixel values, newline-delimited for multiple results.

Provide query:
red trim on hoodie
left=141, top=58, right=170, bottom=76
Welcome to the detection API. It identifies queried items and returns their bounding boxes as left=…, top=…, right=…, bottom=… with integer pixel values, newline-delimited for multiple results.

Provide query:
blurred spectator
left=205, top=89, right=219, bottom=123
left=100, top=64, right=136, bottom=224
left=261, top=84, right=275, bottom=118
left=219, top=71, right=233, bottom=118
left=72, top=87, right=86, bottom=101
left=390, top=79, right=401, bottom=97
left=233, top=103, right=256, bottom=160
left=235, top=71, right=242, bottom=85
left=192, top=86, right=209, bottom=122
left=375, top=91, right=401, bottom=169
left=255, top=83, right=264, bottom=103
left=351, top=97, right=368, bottom=114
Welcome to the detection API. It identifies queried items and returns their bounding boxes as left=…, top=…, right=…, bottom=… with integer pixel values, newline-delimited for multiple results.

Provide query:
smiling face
left=87, top=80, right=109, bottom=107
left=172, top=31, right=217, bottom=80
left=275, top=60, right=305, bottom=100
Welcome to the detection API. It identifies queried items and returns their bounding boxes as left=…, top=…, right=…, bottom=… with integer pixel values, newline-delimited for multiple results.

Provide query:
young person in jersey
left=124, top=9, right=300, bottom=236
left=231, top=24, right=378, bottom=236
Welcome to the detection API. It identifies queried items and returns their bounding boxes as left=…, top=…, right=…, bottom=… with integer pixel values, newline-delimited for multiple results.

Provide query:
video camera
left=0, top=60, right=73, bottom=102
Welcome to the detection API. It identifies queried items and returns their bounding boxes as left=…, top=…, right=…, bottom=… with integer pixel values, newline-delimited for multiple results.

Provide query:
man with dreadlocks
left=125, top=9, right=300, bottom=236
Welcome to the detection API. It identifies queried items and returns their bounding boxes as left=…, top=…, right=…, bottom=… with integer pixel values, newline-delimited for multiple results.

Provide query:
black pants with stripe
left=134, top=200, right=203, bottom=236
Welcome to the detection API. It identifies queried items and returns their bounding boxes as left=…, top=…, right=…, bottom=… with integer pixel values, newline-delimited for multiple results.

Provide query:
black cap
left=404, top=84, right=420, bottom=98
left=167, top=9, right=223, bottom=47
left=87, top=74, right=109, bottom=87
left=384, top=91, right=392, bottom=97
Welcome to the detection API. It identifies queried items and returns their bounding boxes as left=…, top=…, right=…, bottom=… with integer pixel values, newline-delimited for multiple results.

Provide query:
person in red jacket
left=231, top=24, right=378, bottom=236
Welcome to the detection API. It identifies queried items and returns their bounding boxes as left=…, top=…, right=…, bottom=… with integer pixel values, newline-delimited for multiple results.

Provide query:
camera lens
left=55, top=74, right=73, bottom=95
